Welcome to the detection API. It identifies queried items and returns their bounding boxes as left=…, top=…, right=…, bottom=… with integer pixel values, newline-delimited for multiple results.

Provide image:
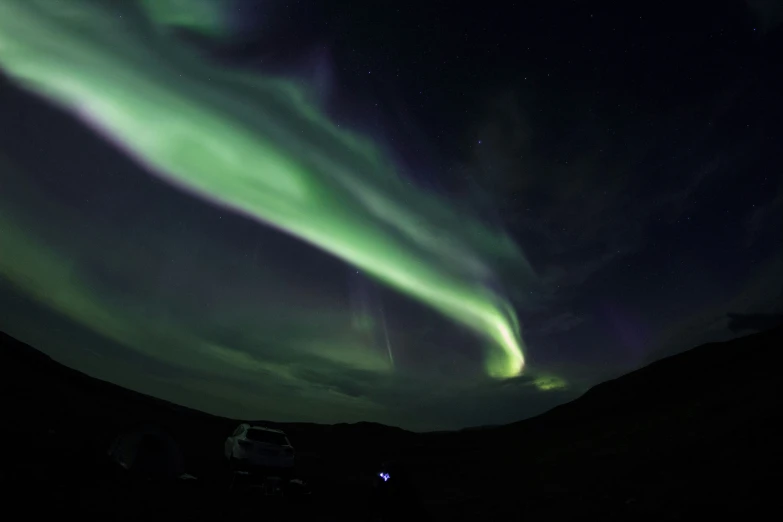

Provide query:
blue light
left=379, top=472, right=390, bottom=482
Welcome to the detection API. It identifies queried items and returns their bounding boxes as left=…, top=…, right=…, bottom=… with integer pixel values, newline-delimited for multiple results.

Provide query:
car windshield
left=245, top=429, right=288, bottom=446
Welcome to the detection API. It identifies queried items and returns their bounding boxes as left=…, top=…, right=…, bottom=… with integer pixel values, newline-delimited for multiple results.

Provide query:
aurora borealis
left=1, top=0, right=781, bottom=430
left=0, top=0, right=535, bottom=377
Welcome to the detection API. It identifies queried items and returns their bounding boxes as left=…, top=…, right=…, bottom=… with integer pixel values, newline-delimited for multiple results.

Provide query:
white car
left=224, top=424, right=295, bottom=473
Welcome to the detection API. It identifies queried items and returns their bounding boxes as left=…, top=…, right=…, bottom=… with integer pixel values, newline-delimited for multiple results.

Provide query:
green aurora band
left=0, top=0, right=536, bottom=378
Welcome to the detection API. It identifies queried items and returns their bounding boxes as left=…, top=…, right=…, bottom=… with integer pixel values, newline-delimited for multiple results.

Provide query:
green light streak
left=0, top=0, right=535, bottom=378
left=140, top=0, right=229, bottom=37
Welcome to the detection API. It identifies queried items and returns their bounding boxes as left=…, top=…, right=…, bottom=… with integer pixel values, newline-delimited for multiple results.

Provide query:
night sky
left=0, top=0, right=781, bottom=431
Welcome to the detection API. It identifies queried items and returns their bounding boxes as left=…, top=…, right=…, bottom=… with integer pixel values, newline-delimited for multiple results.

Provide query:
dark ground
left=1, top=326, right=781, bottom=520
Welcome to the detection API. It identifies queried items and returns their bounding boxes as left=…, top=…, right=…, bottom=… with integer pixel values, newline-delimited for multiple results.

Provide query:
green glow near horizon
left=0, top=0, right=536, bottom=379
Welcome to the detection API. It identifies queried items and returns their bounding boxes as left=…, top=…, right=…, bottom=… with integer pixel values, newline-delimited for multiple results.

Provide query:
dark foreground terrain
left=1, top=326, right=781, bottom=520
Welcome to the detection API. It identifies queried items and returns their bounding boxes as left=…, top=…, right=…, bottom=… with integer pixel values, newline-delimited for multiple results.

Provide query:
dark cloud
left=536, top=312, right=586, bottom=335
left=466, top=85, right=753, bottom=305
left=648, top=248, right=783, bottom=362
left=727, top=313, right=783, bottom=333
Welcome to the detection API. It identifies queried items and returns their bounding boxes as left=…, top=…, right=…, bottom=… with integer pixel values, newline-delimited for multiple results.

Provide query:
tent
left=107, top=424, right=184, bottom=481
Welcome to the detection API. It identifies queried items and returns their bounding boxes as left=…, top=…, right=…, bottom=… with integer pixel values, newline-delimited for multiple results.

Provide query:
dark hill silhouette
left=414, top=326, right=783, bottom=520
left=1, top=326, right=781, bottom=520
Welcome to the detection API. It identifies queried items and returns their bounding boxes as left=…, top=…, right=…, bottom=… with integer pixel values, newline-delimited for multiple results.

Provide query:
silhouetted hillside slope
left=0, top=330, right=416, bottom=520
left=414, top=326, right=783, bottom=520
left=1, top=326, right=781, bottom=520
